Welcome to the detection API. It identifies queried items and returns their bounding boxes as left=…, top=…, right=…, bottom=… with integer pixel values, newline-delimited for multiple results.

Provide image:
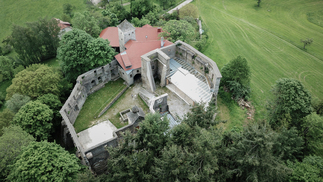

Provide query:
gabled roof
left=116, top=40, right=173, bottom=71
left=100, top=23, right=173, bottom=71
left=99, top=27, right=119, bottom=47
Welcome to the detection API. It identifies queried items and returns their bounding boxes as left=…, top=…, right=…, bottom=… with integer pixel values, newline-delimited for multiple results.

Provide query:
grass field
left=193, top=0, right=323, bottom=121
left=73, top=79, right=126, bottom=133
left=0, top=0, right=86, bottom=44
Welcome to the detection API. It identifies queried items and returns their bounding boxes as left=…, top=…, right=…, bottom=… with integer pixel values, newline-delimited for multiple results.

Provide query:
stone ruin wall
left=174, top=40, right=222, bottom=97
left=82, top=115, right=143, bottom=173
left=59, top=60, right=119, bottom=168
left=59, top=59, right=145, bottom=173
left=60, top=60, right=119, bottom=125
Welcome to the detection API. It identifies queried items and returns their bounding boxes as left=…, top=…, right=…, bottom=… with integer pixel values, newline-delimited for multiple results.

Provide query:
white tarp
left=170, top=68, right=212, bottom=104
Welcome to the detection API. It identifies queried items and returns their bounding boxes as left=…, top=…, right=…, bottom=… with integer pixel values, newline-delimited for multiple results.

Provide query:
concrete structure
left=141, top=40, right=222, bottom=105
left=61, top=21, right=221, bottom=174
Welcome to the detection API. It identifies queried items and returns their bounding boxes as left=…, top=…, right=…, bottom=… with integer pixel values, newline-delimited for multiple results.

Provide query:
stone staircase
left=173, top=57, right=208, bottom=85
left=138, top=88, right=156, bottom=106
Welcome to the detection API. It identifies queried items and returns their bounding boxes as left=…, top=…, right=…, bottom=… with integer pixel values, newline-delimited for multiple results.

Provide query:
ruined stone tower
left=117, top=20, right=136, bottom=52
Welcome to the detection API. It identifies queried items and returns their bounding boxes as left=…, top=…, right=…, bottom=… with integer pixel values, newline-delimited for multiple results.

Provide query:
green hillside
left=0, top=0, right=86, bottom=44
left=194, top=0, right=323, bottom=119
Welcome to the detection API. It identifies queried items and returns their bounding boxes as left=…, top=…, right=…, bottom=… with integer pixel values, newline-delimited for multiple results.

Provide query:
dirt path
left=168, top=0, right=193, bottom=14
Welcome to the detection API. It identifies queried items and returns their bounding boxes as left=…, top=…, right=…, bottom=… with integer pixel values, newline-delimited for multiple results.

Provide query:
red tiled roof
left=100, top=24, right=173, bottom=71
left=99, top=27, right=119, bottom=47
left=121, top=52, right=132, bottom=68
left=117, top=40, right=173, bottom=71
left=142, top=24, right=152, bottom=28
left=55, top=18, right=71, bottom=30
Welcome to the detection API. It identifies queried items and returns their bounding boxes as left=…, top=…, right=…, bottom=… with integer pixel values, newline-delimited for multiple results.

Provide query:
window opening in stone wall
left=91, top=80, right=96, bottom=87
left=137, top=70, right=139, bottom=73
left=98, top=76, right=102, bottom=83
left=74, top=105, right=79, bottom=111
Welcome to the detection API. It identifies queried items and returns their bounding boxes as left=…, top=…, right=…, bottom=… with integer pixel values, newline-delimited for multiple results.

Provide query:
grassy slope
left=194, top=0, right=323, bottom=121
left=0, top=0, right=85, bottom=110
left=74, top=79, right=126, bottom=133
left=0, top=0, right=86, bottom=44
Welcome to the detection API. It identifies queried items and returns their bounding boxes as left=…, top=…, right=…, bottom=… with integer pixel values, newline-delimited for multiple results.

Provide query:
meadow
left=193, top=0, right=323, bottom=123
left=0, top=0, right=86, bottom=44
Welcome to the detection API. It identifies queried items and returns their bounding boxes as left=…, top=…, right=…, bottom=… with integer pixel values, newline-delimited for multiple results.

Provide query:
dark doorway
left=134, top=74, right=141, bottom=83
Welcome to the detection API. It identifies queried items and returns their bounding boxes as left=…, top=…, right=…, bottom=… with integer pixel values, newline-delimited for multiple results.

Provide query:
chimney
left=157, top=27, right=162, bottom=32
left=161, top=37, right=164, bottom=48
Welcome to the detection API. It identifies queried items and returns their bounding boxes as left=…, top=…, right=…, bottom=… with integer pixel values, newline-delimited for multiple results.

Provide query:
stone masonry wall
left=174, top=40, right=222, bottom=96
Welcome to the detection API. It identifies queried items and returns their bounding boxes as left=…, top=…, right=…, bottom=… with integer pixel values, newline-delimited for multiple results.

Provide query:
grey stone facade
left=118, top=67, right=141, bottom=85
left=141, top=40, right=222, bottom=105
left=118, top=20, right=136, bottom=52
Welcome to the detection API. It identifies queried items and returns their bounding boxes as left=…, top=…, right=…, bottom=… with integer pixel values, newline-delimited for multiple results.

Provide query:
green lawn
left=194, top=0, right=323, bottom=121
left=43, top=57, right=60, bottom=68
left=73, top=79, right=126, bottom=133
left=0, top=0, right=86, bottom=45
left=106, top=85, right=150, bottom=129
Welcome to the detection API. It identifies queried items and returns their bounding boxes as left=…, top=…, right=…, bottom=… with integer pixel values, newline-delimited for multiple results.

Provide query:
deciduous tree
left=268, top=78, right=312, bottom=131
left=303, top=113, right=323, bottom=156
left=301, top=38, right=313, bottom=49
left=256, top=0, right=261, bottom=7
left=159, top=20, right=195, bottom=42
left=63, top=3, right=75, bottom=18
left=58, top=29, right=116, bottom=82
left=220, top=56, right=251, bottom=100
left=131, top=0, right=153, bottom=18
left=6, top=64, right=62, bottom=100
left=12, top=101, right=54, bottom=140
left=0, top=125, right=35, bottom=180
left=287, top=155, right=323, bottom=182
left=10, top=18, right=60, bottom=64
left=72, top=11, right=101, bottom=37
left=7, top=141, right=81, bottom=182
left=5, top=94, right=31, bottom=113
left=87, top=38, right=116, bottom=68
left=179, top=4, right=199, bottom=19
left=0, top=109, right=14, bottom=136
left=0, top=56, right=15, bottom=81
left=37, top=93, right=62, bottom=124
left=110, top=3, right=130, bottom=22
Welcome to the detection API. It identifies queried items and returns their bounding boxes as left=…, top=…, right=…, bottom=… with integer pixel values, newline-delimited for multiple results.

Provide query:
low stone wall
left=97, top=86, right=129, bottom=118
left=83, top=116, right=143, bottom=173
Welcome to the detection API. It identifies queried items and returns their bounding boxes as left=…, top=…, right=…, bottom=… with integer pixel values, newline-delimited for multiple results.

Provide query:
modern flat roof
left=170, top=68, right=212, bottom=104
left=77, top=120, right=117, bottom=151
